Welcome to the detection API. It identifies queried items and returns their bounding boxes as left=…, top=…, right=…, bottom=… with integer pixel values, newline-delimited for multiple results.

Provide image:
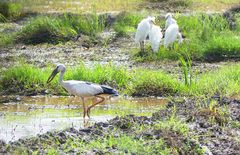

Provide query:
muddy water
left=0, top=96, right=167, bottom=143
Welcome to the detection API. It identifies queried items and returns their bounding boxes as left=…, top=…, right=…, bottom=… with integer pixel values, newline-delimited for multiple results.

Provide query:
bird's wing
left=62, top=80, right=104, bottom=97
left=100, top=85, right=118, bottom=96
left=164, top=24, right=179, bottom=43
left=135, top=19, right=150, bottom=42
left=149, top=25, right=163, bottom=52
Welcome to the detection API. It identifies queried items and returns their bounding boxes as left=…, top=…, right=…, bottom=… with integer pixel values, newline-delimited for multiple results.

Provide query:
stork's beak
left=47, top=67, right=59, bottom=83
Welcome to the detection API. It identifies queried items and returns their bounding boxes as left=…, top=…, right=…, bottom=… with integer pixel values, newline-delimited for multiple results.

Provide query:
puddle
left=0, top=96, right=167, bottom=143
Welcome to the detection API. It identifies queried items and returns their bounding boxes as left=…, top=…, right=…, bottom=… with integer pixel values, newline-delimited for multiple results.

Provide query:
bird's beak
left=47, top=67, right=59, bottom=83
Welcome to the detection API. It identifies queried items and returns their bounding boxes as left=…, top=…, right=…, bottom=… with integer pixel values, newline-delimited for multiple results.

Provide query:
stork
left=164, top=22, right=183, bottom=49
left=47, top=64, right=118, bottom=119
left=165, top=13, right=177, bottom=30
left=149, top=24, right=163, bottom=53
left=164, top=13, right=183, bottom=49
left=135, top=16, right=156, bottom=52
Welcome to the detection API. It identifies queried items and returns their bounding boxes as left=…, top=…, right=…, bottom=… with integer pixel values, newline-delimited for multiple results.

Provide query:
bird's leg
left=86, top=96, right=105, bottom=118
left=140, top=42, right=143, bottom=52
left=81, top=97, right=87, bottom=119
left=140, top=41, right=145, bottom=52
left=139, top=41, right=145, bottom=56
left=142, top=41, right=145, bottom=52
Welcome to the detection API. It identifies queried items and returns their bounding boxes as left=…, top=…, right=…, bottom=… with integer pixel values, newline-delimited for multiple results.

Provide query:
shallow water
left=0, top=96, right=167, bottom=143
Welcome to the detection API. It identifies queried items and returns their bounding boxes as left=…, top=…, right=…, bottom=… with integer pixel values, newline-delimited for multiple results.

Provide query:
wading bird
left=47, top=64, right=118, bottom=119
left=164, top=23, right=183, bottom=49
left=164, top=14, right=183, bottom=49
left=165, top=13, right=177, bottom=30
left=135, top=16, right=156, bottom=52
left=149, top=25, right=163, bottom=53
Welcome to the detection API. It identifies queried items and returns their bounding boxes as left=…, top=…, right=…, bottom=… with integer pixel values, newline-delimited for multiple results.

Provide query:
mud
left=0, top=96, right=167, bottom=143
left=0, top=96, right=239, bottom=154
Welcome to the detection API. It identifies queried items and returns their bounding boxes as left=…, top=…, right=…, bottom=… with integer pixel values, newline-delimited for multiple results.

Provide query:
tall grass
left=16, top=13, right=105, bottom=44
left=0, top=2, right=24, bottom=21
left=0, top=64, right=49, bottom=94
left=192, top=64, right=240, bottom=96
left=1, top=63, right=240, bottom=97
left=0, top=33, right=14, bottom=47
left=179, top=54, right=192, bottom=86
left=114, top=12, right=144, bottom=36
left=134, top=14, right=240, bottom=61
left=15, top=0, right=141, bottom=14
left=130, top=69, right=182, bottom=96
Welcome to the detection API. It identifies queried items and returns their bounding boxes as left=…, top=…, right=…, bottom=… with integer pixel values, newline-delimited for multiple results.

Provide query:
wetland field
left=0, top=0, right=240, bottom=154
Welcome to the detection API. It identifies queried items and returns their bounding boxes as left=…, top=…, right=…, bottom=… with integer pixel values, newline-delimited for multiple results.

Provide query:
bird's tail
left=178, top=33, right=183, bottom=44
left=101, top=85, right=119, bottom=96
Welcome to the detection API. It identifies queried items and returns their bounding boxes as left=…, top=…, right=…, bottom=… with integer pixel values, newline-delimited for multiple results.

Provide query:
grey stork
left=47, top=64, right=118, bottom=118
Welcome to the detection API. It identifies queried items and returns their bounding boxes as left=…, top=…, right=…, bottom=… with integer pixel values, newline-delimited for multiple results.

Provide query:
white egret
left=165, top=13, right=177, bottom=30
left=149, top=25, right=163, bottom=53
left=47, top=64, right=118, bottom=119
left=135, top=16, right=156, bottom=52
left=164, top=22, right=183, bottom=49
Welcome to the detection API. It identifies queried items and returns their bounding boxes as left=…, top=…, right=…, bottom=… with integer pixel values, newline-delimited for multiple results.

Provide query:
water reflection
left=0, top=96, right=167, bottom=142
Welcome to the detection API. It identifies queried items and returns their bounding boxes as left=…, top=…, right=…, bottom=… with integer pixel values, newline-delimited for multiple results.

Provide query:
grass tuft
left=1, top=63, right=240, bottom=97
left=135, top=14, right=240, bottom=62
left=0, top=2, right=24, bottom=21
left=114, top=12, right=143, bottom=37
left=16, top=13, right=105, bottom=44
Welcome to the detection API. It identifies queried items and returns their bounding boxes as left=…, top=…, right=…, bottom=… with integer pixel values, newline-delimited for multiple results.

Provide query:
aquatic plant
left=179, top=54, right=192, bottom=86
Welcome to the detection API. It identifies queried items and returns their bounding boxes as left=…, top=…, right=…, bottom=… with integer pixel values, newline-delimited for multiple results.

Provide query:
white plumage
left=165, top=13, right=177, bottom=30
left=149, top=25, right=163, bottom=53
left=135, top=16, right=155, bottom=51
left=164, top=14, right=183, bottom=49
left=61, top=81, right=103, bottom=97
left=47, top=64, right=118, bottom=118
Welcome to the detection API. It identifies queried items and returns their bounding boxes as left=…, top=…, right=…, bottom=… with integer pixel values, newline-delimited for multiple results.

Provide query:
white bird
left=164, top=23, right=183, bottom=49
left=165, top=13, right=177, bottom=30
left=149, top=25, right=163, bottom=53
left=135, top=16, right=156, bottom=52
left=47, top=64, right=118, bottom=118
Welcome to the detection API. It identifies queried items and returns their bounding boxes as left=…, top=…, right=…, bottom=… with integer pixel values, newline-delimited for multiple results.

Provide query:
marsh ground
left=0, top=0, right=240, bottom=154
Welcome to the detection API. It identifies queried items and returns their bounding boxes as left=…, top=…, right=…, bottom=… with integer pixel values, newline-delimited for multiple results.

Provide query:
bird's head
left=147, top=16, right=156, bottom=25
left=47, top=64, right=66, bottom=83
left=165, top=13, right=172, bottom=20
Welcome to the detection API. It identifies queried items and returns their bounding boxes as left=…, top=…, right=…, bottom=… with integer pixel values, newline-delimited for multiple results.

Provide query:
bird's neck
left=59, top=71, right=65, bottom=84
left=150, top=23, right=153, bottom=30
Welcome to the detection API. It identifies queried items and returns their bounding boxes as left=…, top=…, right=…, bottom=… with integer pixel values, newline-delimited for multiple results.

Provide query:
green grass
left=114, top=12, right=144, bottom=37
left=1, top=63, right=240, bottom=97
left=133, top=14, right=240, bottom=61
left=0, top=13, right=105, bottom=46
left=15, top=13, right=105, bottom=44
left=16, top=0, right=142, bottom=14
left=130, top=69, right=182, bottom=96
left=192, top=64, right=240, bottom=96
left=12, top=0, right=237, bottom=14
left=0, top=2, right=24, bottom=21
left=9, top=114, right=202, bottom=154
left=52, top=116, right=200, bottom=154
left=0, top=64, right=52, bottom=95
left=82, top=134, right=172, bottom=154
left=0, top=63, right=131, bottom=95
left=0, top=33, right=14, bottom=47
